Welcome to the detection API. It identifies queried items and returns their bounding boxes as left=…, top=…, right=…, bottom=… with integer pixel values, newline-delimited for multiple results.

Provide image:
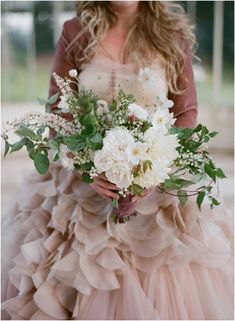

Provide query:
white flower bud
left=69, top=69, right=78, bottom=78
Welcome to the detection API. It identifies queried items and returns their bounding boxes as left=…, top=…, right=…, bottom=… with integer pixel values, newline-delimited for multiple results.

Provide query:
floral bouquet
left=2, top=69, right=226, bottom=223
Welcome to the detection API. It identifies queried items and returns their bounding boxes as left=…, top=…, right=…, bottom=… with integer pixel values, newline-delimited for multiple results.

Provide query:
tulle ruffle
left=1, top=164, right=234, bottom=319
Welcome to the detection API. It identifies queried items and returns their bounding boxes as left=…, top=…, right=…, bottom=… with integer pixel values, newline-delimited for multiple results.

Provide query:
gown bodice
left=77, top=50, right=169, bottom=112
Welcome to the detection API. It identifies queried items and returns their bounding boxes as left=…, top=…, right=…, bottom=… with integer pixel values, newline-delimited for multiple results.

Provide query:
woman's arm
left=168, top=39, right=198, bottom=128
left=48, top=17, right=83, bottom=114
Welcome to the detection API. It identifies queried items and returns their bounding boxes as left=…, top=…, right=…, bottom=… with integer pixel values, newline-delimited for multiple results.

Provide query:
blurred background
left=1, top=1, right=234, bottom=215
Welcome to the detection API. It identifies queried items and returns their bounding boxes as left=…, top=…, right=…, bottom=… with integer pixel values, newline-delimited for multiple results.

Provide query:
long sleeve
left=168, top=40, right=198, bottom=128
left=47, top=17, right=83, bottom=114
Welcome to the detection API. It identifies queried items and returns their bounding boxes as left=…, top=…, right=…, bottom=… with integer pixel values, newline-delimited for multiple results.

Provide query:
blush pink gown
left=1, top=53, right=234, bottom=320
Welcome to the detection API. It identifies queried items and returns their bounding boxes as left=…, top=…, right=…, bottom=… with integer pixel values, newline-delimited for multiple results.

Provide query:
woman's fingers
left=91, top=183, right=119, bottom=200
left=93, top=176, right=119, bottom=191
left=130, top=188, right=151, bottom=202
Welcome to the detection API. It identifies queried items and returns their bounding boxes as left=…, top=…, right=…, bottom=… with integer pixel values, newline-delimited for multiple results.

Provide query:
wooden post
left=27, top=3, right=37, bottom=101
left=212, top=1, right=224, bottom=108
left=187, top=0, right=197, bottom=25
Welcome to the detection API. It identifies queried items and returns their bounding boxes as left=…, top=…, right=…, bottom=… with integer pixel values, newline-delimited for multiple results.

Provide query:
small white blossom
left=58, top=96, right=70, bottom=113
left=69, top=69, right=78, bottom=78
left=96, top=100, right=109, bottom=116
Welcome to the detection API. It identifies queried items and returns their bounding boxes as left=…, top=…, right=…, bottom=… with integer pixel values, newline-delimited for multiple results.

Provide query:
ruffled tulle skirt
left=1, top=165, right=234, bottom=320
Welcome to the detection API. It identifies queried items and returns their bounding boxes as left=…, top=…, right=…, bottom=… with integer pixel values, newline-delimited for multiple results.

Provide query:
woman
left=1, top=1, right=233, bottom=319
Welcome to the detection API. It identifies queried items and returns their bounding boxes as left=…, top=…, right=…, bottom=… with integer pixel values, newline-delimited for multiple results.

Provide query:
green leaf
left=81, top=124, right=96, bottom=137
left=4, top=141, right=10, bottom=157
left=112, top=198, right=119, bottom=209
left=201, top=126, right=209, bottom=135
left=129, top=183, right=144, bottom=196
left=10, top=138, right=28, bottom=153
left=142, top=160, right=152, bottom=173
left=64, top=135, right=86, bottom=151
left=48, top=140, right=60, bottom=151
left=82, top=114, right=97, bottom=127
left=86, top=133, right=103, bottom=150
left=26, top=140, right=35, bottom=159
left=15, top=127, right=36, bottom=139
left=47, top=92, right=59, bottom=105
left=37, top=97, right=47, bottom=105
left=177, top=190, right=188, bottom=207
left=211, top=197, right=220, bottom=206
left=203, top=135, right=210, bottom=142
left=82, top=172, right=93, bottom=183
left=196, top=191, right=205, bottom=210
left=53, top=153, right=59, bottom=161
left=209, top=131, right=218, bottom=138
left=215, top=168, right=227, bottom=179
left=81, top=161, right=94, bottom=171
left=204, top=163, right=216, bottom=182
left=193, top=124, right=203, bottom=132
left=163, top=177, right=195, bottom=190
left=33, top=152, right=49, bottom=174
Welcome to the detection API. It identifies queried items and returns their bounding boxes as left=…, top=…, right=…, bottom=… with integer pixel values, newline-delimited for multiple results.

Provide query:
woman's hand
left=90, top=175, right=120, bottom=201
left=130, top=188, right=153, bottom=203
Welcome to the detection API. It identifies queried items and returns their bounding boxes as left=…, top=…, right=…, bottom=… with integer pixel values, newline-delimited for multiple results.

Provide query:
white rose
left=103, top=128, right=135, bottom=161
left=106, top=161, right=133, bottom=189
left=69, top=69, right=78, bottom=78
left=94, top=149, right=113, bottom=172
left=128, top=103, right=148, bottom=121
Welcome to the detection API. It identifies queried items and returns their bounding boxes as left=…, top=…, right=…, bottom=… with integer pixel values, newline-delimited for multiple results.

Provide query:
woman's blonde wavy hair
left=68, top=1, right=198, bottom=94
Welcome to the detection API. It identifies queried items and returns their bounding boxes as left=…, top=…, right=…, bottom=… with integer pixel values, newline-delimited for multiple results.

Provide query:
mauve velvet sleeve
left=47, top=18, right=82, bottom=115
left=168, top=40, right=198, bottom=128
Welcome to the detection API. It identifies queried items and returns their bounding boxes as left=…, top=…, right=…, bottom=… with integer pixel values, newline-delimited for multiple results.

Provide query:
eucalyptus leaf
left=37, top=97, right=47, bottom=105
left=15, top=128, right=36, bottom=139
left=86, top=133, right=103, bottom=150
left=47, top=92, right=59, bottom=105
left=10, top=138, right=28, bottom=153
left=33, top=152, right=49, bottom=174
left=64, top=135, right=86, bottom=151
